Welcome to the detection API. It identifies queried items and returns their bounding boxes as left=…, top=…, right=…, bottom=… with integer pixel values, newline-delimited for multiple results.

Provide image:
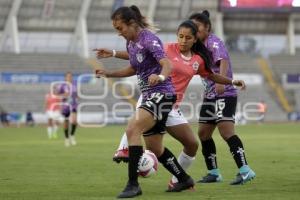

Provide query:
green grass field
left=0, top=124, right=300, bottom=200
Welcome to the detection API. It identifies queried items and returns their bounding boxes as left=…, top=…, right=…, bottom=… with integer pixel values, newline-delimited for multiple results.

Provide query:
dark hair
left=177, top=20, right=212, bottom=70
left=189, top=10, right=211, bottom=32
left=111, top=5, right=150, bottom=29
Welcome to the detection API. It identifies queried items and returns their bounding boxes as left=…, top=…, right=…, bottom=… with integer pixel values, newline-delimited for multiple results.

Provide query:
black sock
left=201, top=138, right=218, bottom=170
left=64, top=129, right=69, bottom=138
left=70, top=124, right=77, bottom=136
left=226, top=135, right=248, bottom=168
left=158, top=147, right=189, bottom=182
left=128, top=146, right=143, bottom=186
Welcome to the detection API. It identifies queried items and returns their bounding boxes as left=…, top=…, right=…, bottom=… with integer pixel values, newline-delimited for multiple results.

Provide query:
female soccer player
left=189, top=10, right=255, bottom=185
left=59, top=72, right=78, bottom=147
left=95, top=19, right=246, bottom=189
left=45, top=85, right=61, bottom=139
left=97, top=6, right=195, bottom=198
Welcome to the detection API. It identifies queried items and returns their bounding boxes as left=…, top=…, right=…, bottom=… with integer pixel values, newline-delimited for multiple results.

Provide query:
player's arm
left=93, top=48, right=129, bottom=60
left=95, top=65, right=136, bottom=78
left=215, top=59, right=229, bottom=94
left=148, top=58, right=173, bottom=86
left=207, top=73, right=246, bottom=90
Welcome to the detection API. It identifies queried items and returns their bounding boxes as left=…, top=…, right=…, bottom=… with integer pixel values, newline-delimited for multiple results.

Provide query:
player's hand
left=215, top=84, right=225, bottom=95
left=232, top=80, right=246, bottom=90
left=93, top=48, right=113, bottom=59
left=95, top=69, right=108, bottom=78
left=148, top=74, right=161, bottom=86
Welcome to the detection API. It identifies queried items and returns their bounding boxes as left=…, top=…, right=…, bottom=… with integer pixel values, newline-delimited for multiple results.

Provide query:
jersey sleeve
left=143, top=33, right=166, bottom=62
left=210, top=39, right=229, bottom=64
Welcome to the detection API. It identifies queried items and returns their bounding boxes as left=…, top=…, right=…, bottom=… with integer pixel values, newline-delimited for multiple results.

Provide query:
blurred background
left=0, top=0, right=300, bottom=126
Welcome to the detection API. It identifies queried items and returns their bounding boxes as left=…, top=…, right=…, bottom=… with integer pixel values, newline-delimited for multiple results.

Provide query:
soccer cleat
left=113, top=148, right=129, bottom=163
left=230, top=169, right=256, bottom=185
left=198, top=173, right=223, bottom=183
left=70, top=136, right=77, bottom=146
left=166, top=176, right=194, bottom=192
left=117, top=183, right=142, bottom=198
left=168, top=179, right=195, bottom=192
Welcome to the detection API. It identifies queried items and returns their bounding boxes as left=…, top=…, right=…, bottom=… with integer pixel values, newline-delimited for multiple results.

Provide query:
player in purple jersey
left=59, top=72, right=78, bottom=147
left=189, top=11, right=255, bottom=185
left=95, top=5, right=194, bottom=198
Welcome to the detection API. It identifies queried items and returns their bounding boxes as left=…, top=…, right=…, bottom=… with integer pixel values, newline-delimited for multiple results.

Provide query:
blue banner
left=286, top=74, right=300, bottom=84
left=0, top=72, right=93, bottom=84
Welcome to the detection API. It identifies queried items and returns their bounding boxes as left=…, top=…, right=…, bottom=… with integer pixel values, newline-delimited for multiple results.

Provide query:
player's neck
left=132, top=27, right=143, bottom=42
left=180, top=51, right=192, bottom=60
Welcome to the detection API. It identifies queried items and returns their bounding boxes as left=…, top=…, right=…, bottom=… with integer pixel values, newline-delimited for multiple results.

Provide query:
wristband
left=112, top=49, right=117, bottom=57
left=158, top=74, right=166, bottom=82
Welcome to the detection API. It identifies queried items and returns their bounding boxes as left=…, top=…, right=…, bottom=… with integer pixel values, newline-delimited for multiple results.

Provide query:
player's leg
left=113, top=95, right=143, bottom=163
left=144, top=133, right=194, bottom=192
left=52, top=111, right=60, bottom=139
left=62, top=108, right=70, bottom=147
left=47, top=117, right=53, bottom=139
left=217, top=121, right=255, bottom=184
left=70, top=111, right=77, bottom=145
left=216, top=97, right=255, bottom=185
left=117, top=108, right=155, bottom=198
left=197, top=98, right=222, bottom=183
left=165, top=109, right=198, bottom=187
left=198, top=123, right=223, bottom=183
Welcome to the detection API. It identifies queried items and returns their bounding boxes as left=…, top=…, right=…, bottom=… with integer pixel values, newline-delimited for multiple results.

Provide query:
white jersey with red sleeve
left=164, top=43, right=212, bottom=105
left=45, top=93, right=61, bottom=111
left=45, top=93, right=62, bottom=120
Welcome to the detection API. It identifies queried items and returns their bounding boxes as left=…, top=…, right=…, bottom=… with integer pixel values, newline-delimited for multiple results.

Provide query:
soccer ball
left=138, top=150, right=158, bottom=178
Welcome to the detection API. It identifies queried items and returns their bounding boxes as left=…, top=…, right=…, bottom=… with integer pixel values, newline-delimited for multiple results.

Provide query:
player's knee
left=184, top=139, right=199, bottom=156
left=198, top=130, right=211, bottom=141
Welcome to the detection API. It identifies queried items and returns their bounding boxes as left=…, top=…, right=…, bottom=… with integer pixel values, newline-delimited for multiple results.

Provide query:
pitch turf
left=0, top=123, right=300, bottom=200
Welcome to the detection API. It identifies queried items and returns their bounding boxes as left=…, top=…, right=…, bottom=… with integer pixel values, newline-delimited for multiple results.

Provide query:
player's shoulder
left=207, top=34, right=224, bottom=48
left=140, top=29, right=162, bottom=45
left=164, top=42, right=177, bottom=53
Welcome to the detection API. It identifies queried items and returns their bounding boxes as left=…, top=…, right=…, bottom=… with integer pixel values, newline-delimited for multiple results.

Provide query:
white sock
left=171, top=151, right=195, bottom=183
left=47, top=127, right=52, bottom=138
left=53, top=125, right=58, bottom=134
left=117, top=133, right=129, bottom=150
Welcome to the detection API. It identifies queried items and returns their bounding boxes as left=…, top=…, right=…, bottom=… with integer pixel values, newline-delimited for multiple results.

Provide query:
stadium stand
left=1, top=0, right=299, bottom=123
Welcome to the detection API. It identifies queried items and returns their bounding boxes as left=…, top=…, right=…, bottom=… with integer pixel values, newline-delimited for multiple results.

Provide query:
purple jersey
left=202, top=34, right=237, bottom=99
left=127, top=29, right=175, bottom=99
left=59, top=82, right=78, bottom=112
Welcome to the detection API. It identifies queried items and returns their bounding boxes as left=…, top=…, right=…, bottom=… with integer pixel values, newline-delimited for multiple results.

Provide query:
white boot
left=70, top=136, right=77, bottom=146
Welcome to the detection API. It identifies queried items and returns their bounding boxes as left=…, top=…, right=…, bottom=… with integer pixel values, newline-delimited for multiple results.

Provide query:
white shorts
left=46, top=110, right=61, bottom=120
left=136, top=95, right=188, bottom=127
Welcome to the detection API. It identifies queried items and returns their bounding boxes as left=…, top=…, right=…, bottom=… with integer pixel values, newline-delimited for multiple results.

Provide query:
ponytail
left=192, top=41, right=213, bottom=71
left=189, top=10, right=212, bottom=32
left=111, top=5, right=158, bottom=31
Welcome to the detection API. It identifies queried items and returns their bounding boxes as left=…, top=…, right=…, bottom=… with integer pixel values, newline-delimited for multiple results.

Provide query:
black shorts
left=62, top=106, right=77, bottom=118
left=198, top=96, right=237, bottom=124
left=139, top=92, right=176, bottom=136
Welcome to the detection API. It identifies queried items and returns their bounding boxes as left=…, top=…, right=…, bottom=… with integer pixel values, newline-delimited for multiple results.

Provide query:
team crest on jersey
left=192, top=61, right=199, bottom=71
left=136, top=53, right=144, bottom=63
